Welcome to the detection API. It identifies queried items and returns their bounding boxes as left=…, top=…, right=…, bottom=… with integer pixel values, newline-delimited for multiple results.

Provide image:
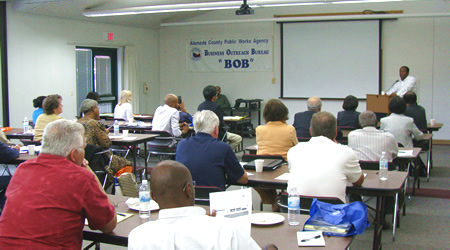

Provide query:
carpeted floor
left=406, top=187, right=450, bottom=199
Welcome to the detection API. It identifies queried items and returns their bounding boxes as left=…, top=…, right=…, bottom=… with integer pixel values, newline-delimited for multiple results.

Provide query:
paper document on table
left=122, top=136, right=137, bottom=141
left=85, top=212, right=133, bottom=226
left=275, top=173, right=290, bottom=180
left=297, top=231, right=325, bottom=246
left=224, top=116, right=244, bottom=121
left=209, top=188, right=252, bottom=235
left=398, top=150, right=413, bottom=157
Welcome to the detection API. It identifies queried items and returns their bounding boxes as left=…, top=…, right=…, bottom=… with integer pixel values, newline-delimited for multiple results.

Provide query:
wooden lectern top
left=366, top=94, right=395, bottom=114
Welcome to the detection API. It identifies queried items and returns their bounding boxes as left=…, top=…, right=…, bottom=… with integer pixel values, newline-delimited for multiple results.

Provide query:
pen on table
left=117, top=213, right=126, bottom=217
left=301, top=235, right=321, bottom=242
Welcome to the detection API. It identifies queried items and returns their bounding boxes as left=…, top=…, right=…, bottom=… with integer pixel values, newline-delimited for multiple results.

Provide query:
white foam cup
left=123, top=130, right=129, bottom=137
left=430, top=119, right=436, bottom=126
left=255, top=159, right=264, bottom=173
left=28, top=144, right=35, bottom=155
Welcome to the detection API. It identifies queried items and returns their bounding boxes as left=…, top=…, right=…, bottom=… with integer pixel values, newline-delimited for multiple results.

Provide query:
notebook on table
left=243, top=159, right=283, bottom=171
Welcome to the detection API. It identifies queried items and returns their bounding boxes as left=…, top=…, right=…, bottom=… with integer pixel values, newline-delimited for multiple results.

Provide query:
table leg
left=373, top=195, right=385, bottom=250
left=144, top=142, right=148, bottom=180
left=131, top=145, right=137, bottom=182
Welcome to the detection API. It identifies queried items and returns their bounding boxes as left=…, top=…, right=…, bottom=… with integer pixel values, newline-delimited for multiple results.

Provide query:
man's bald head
left=150, top=160, right=194, bottom=209
left=307, top=96, right=322, bottom=112
left=164, top=94, right=178, bottom=108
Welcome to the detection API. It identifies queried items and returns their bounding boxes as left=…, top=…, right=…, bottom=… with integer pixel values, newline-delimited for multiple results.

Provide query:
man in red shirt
left=0, top=119, right=117, bottom=249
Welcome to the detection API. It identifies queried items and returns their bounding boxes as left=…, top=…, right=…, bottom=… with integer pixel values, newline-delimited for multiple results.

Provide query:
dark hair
left=310, top=111, right=337, bottom=140
left=263, top=99, right=289, bottom=122
left=388, top=96, right=407, bottom=114
left=33, top=96, right=46, bottom=109
left=43, top=94, right=62, bottom=115
left=342, top=95, right=358, bottom=111
left=86, top=92, right=99, bottom=101
left=202, top=85, right=217, bottom=101
left=401, top=66, right=410, bottom=73
left=403, top=91, right=417, bottom=105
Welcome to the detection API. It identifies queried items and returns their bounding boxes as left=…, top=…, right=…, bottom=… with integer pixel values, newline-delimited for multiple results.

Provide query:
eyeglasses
left=182, top=180, right=196, bottom=192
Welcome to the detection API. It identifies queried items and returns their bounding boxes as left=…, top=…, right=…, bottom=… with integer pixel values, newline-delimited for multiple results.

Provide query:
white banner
left=187, top=37, right=273, bottom=72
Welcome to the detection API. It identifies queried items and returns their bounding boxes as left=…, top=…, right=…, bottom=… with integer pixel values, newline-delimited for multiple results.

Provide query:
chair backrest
left=359, top=160, right=396, bottom=171
left=278, top=192, right=344, bottom=214
left=241, top=154, right=286, bottom=163
left=84, top=144, right=109, bottom=173
left=194, top=185, right=223, bottom=206
left=143, top=130, right=175, bottom=146
left=297, top=137, right=310, bottom=142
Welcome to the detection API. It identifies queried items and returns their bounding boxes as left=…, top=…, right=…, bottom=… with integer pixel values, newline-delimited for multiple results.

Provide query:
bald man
left=128, top=160, right=260, bottom=250
left=293, top=96, right=322, bottom=138
left=152, top=93, right=189, bottom=137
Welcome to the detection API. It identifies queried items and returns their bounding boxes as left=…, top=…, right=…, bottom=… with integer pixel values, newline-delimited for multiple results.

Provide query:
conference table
left=4, top=128, right=34, bottom=140
left=242, top=166, right=408, bottom=250
left=108, top=133, right=157, bottom=180
left=83, top=195, right=354, bottom=249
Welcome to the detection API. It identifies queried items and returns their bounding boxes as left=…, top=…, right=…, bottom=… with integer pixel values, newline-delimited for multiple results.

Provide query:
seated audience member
left=348, top=111, right=398, bottom=162
left=0, top=142, right=20, bottom=164
left=380, top=97, right=423, bottom=148
left=152, top=94, right=189, bottom=137
left=293, top=96, right=322, bottom=138
left=255, top=99, right=298, bottom=211
left=215, top=86, right=231, bottom=110
left=34, top=94, right=64, bottom=141
left=198, top=85, right=242, bottom=151
left=176, top=110, right=248, bottom=190
left=178, top=97, right=192, bottom=124
left=77, top=99, right=131, bottom=187
left=386, top=66, right=416, bottom=97
left=86, top=91, right=100, bottom=101
left=287, top=112, right=364, bottom=203
left=0, top=131, right=11, bottom=145
left=0, top=120, right=116, bottom=248
left=79, top=91, right=100, bottom=117
left=403, top=91, right=427, bottom=131
left=128, top=160, right=260, bottom=250
left=114, top=90, right=134, bottom=122
left=32, top=95, right=46, bottom=124
left=337, top=95, right=360, bottom=128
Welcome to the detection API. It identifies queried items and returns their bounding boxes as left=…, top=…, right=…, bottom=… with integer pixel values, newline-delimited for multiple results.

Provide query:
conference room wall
left=159, top=2, right=449, bottom=140
left=5, top=7, right=160, bottom=128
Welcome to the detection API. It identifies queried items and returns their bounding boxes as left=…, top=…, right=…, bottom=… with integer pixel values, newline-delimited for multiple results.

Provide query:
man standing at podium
left=386, top=66, right=416, bottom=97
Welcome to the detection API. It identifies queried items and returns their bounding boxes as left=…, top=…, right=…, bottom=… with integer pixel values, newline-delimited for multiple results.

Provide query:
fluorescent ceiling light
left=83, top=0, right=409, bottom=17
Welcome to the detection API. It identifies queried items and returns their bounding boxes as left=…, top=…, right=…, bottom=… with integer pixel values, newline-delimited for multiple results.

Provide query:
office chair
left=194, top=185, right=223, bottom=206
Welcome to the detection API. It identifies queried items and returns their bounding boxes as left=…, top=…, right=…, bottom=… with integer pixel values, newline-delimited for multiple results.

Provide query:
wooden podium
left=366, top=94, right=395, bottom=114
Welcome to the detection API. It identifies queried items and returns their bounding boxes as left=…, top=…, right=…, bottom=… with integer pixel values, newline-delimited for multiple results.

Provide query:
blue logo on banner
left=190, top=48, right=201, bottom=61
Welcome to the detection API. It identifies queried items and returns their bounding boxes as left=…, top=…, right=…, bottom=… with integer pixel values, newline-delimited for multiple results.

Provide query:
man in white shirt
left=287, top=111, right=364, bottom=203
left=348, top=111, right=398, bottom=162
left=128, top=160, right=261, bottom=250
left=386, top=66, right=416, bottom=97
left=152, top=94, right=189, bottom=137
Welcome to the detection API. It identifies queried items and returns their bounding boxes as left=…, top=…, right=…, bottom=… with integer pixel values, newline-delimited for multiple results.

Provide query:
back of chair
left=278, top=193, right=344, bottom=214
left=241, top=154, right=286, bottom=163
left=19, top=139, right=41, bottom=146
left=359, top=161, right=396, bottom=171
left=143, top=130, right=175, bottom=147
left=194, top=186, right=223, bottom=206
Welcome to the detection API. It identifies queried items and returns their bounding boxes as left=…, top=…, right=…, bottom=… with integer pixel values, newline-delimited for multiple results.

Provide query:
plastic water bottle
left=379, top=151, right=388, bottom=181
left=114, top=177, right=123, bottom=196
left=288, top=187, right=301, bottom=226
left=23, top=117, right=29, bottom=133
left=113, top=120, right=119, bottom=136
left=139, top=180, right=151, bottom=219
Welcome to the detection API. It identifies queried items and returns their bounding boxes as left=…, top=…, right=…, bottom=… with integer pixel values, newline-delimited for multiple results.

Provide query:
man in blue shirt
left=175, top=110, right=248, bottom=190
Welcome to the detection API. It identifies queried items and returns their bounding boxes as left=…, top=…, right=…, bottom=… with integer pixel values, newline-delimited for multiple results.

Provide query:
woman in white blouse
left=114, top=90, right=134, bottom=122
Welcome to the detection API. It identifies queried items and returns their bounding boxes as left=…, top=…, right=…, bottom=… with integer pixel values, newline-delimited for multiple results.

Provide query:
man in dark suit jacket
left=198, top=85, right=226, bottom=140
left=403, top=91, right=427, bottom=131
left=293, top=97, right=322, bottom=138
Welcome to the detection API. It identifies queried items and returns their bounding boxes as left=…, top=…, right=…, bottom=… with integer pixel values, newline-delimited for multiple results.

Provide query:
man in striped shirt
left=348, top=111, right=398, bottom=162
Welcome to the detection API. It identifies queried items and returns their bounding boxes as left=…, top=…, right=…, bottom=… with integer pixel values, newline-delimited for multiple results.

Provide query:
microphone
left=385, top=80, right=399, bottom=93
